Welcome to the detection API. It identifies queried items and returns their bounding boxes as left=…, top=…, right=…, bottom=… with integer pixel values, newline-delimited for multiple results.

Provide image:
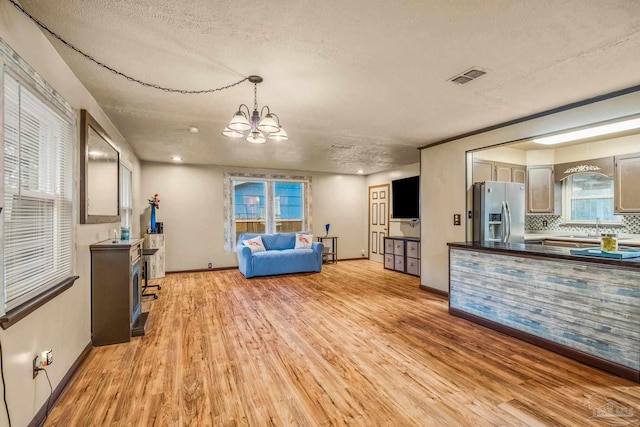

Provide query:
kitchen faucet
left=589, top=217, right=601, bottom=237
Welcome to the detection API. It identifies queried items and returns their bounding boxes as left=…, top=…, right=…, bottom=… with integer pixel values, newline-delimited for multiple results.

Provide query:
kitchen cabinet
left=496, top=163, right=526, bottom=183
left=614, top=152, right=640, bottom=214
left=473, top=160, right=525, bottom=184
left=526, top=165, right=561, bottom=214
left=472, top=160, right=494, bottom=183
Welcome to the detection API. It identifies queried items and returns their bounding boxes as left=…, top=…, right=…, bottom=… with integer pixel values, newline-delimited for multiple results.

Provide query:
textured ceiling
left=14, top=0, right=640, bottom=174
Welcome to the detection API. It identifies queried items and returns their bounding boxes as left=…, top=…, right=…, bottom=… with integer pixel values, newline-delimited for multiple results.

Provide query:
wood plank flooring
left=45, top=261, right=639, bottom=426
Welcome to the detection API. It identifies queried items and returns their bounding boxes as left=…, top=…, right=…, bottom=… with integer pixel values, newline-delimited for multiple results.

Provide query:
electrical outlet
left=33, top=355, right=40, bottom=379
left=542, top=220, right=548, bottom=227
left=361, top=249, right=365, bottom=257
left=453, top=214, right=461, bottom=226
left=208, top=263, right=212, bottom=268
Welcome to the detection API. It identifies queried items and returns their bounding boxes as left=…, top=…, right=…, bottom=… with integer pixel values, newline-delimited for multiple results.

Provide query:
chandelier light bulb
left=228, top=111, right=251, bottom=131
left=268, top=127, right=288, bottom=141
left=222, top=127, right=244, bottom=138
left=257, top=113, right=280, bottom=133
left=246, top=131, right=267, bottom=144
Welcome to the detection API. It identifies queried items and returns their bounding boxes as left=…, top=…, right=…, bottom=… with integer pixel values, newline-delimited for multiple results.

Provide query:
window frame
left=120, top=163, right=133, bottom=230
left=224, top=173, right=312, bottom=251
left=562, top=172, right=622, bottom=225
left=0, top=41, right=78, bottom=323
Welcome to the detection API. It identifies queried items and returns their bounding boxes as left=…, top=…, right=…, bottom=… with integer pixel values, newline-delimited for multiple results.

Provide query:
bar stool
left=142, top=248, right=160, bottom=299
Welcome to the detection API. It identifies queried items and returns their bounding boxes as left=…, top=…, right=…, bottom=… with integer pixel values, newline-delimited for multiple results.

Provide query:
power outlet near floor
left=208, top=263, right=212, bottom=268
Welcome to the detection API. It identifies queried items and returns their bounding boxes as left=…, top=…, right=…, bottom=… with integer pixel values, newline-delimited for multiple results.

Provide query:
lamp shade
left=228, top=111, right=251, bottom=131
left=268, top=127, right=288, bottom=141
left=246, top=131, right=267, bottom=144
left=257, top=113, right=280, bottom=133
left=222, top=127, right=244, bottom=138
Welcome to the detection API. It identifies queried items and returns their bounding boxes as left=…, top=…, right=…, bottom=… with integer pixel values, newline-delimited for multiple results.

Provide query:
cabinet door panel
left=527, top=166, right=555, bottom=213
left=384, top=254, right=394, bottom=269
left=615, top=153, right=640, bottom=213
left=512, top=167, right=526, bottom=184
left=495, top=164, right=512, bottom=182
left=472, top=160, right=494, bottom=183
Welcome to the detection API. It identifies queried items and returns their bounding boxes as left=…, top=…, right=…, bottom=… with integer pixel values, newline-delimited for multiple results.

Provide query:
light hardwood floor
left=46, top=261, right=639, bottom=426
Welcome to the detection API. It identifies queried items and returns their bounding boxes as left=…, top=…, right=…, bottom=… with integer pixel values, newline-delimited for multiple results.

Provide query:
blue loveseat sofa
left=236, top=232, right=324, bottom=278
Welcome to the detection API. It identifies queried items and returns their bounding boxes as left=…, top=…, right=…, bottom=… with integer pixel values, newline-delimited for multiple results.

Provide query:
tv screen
left=391, top=176, right=419, bottom=219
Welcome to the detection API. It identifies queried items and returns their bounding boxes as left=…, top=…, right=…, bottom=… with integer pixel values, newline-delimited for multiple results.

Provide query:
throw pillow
left=243, top=235, right=266, bottom=253
left=294, top=233, right=313, bottom=249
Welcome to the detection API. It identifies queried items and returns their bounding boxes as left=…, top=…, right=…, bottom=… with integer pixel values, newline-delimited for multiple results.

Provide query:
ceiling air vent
left=449, top=67, right=488, bottom=84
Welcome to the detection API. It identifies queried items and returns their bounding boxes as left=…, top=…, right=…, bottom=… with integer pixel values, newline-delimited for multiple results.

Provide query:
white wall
left=140, top=162, right=368, bottom=271
left=420, top=90, right=640, bottom=292
left=0, top=4, right=141, bottom=426
left=366, top=163, right=420, bottom=238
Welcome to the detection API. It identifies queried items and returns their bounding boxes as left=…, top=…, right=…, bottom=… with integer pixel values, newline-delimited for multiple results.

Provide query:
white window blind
left=3, top=72, right=74, bottom=312
left=120, top=164, right=132, bottom=229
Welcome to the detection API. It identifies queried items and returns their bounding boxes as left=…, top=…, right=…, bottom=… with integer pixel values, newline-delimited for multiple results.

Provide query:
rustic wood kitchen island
left=448, top=241, right=639, bottom=382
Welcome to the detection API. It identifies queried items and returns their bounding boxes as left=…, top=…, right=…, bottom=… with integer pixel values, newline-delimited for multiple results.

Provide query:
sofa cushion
left=243, top=235, right=266, bottom=253
left=294, top=233, right=313, bottom=249
left=251, top=248, right=318, bottom=276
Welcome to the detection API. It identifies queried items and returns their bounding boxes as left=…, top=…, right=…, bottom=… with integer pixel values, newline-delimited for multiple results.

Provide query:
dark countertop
left=448, top=241, right=640, bottom=271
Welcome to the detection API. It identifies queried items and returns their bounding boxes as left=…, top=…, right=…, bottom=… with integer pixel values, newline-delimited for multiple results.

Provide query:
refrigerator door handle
left=505, top=201, right=512, bottom=243
left=501, top=201, right=507, bottom=243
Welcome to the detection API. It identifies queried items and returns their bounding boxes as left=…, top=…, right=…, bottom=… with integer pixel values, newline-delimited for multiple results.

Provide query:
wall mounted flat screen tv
left=391, top=176, right=419, bottom=219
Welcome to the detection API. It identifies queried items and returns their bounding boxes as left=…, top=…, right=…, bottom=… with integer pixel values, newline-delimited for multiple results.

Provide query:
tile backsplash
left=525, top=215, right=640, bottom=234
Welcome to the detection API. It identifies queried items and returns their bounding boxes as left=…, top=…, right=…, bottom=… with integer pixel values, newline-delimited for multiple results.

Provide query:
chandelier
left=222, top=75, right=288, bottom=144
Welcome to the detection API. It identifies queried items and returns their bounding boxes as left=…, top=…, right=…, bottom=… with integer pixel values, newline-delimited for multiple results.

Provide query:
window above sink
left=562, top=173, right=623, bottom=225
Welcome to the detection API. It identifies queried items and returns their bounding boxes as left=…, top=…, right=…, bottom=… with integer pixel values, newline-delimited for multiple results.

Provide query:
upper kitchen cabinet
left=472, top=159, right=494, bottom=183
left=527, top=165, right=560, bottom=214
left=473, top=160, right=526, bottom=183
left=614, top=152, right=640, bottom=213
left=496, top=163, right=526, bottom=183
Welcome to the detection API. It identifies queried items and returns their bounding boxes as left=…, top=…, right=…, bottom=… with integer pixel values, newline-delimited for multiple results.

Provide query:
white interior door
left=368, top=184, right=389, bottom=263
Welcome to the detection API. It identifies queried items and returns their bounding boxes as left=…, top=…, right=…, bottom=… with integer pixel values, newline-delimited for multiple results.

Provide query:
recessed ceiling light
left=533, top=116, right=640, bottom=145
left=171, top=156, right=182, bottom=161
left=188, top=126, right=199, bottom=134
left=357, top=169, right=364, bottom=174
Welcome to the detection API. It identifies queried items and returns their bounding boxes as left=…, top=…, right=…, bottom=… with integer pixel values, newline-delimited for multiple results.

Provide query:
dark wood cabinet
left=614, top=152, right=640, bottom=214
left=526, top=165, right=560, bottom=214
left=90, top=238, right=146, bottom=346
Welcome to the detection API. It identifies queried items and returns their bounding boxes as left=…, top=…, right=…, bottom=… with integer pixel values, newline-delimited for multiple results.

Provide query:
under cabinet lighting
left=533, top=116, right=640, bottom=145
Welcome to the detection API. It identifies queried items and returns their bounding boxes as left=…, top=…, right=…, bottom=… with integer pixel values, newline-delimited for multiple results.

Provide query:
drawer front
left=130, top=243, right=141, bottom=264
left=384, top=239, right=394, bottom=254
left=393, top=241, right=404, bottom=256
left=384, top=254, right=394, bottom=269
left=394, top=255, right=405, bottom=272
left=406, top=241, right=420, bottom=258
left=406, top=257, right=420, bottom=276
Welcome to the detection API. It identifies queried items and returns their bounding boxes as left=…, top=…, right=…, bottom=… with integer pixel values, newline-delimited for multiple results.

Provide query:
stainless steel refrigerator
left=473, top=181, right=525, bottom=244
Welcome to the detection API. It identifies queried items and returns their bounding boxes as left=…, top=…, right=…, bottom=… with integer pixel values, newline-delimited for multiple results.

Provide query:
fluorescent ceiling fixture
left=188, top=126, right=199, bottom=133
left=171, top=156, right=182, bottom=161
left=357, top=169, right=364, bottom=174
left=533, top=117, right=640, bottom=145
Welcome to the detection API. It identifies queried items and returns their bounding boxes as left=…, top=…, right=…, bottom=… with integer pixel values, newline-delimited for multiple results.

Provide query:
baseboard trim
left=28, top=342, right=92, bottom=427
left=167, top=258, right=369, bottom=275
left=419, top=284, right=449, bottom=297
left=449, top=307, right=639, bottom=383
left=167, top=266, right=237, bottom=274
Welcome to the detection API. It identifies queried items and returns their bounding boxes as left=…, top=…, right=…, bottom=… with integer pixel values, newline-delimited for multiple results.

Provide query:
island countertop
left=447, top=241, right=640, bottom=270
left=448, top=242, right=639, bottom=382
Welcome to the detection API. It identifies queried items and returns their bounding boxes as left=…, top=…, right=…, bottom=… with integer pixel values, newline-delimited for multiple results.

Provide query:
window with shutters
left=2, top=66, right=74, bottom=315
